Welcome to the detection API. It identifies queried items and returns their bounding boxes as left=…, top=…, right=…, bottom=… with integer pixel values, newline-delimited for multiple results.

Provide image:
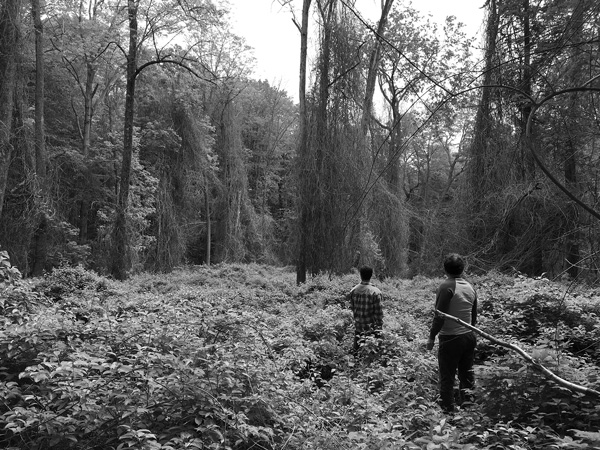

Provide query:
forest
left=1, top=0, right=598, bottom=282
left=1, top=0, right=600, bottom=447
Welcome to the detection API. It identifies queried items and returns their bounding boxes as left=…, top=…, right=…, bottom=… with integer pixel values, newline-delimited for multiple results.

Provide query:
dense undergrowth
left=1, top=260, right=600, bottom=449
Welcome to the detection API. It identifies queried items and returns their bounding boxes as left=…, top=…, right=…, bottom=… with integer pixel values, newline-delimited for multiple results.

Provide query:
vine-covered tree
left=467, top=0, right=600, bottom=278
left=110, top=0, right=224, bottom=279
left=294, top=0, right=401, bottom=280
left=0, top=0, right=22, bottom=222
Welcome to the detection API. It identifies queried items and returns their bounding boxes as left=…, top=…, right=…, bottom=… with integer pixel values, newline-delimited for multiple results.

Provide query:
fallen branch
left=435, top=309, right=600, bottom=398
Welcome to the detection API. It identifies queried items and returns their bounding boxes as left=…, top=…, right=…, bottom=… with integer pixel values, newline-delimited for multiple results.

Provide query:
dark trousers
left=438, top=332, right=476, bottom=412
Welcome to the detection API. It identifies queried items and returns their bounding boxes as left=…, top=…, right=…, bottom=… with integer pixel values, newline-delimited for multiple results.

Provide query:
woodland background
left=2, top=1, right=600, bottom=447
left=1, top=0, right=600, bottom=282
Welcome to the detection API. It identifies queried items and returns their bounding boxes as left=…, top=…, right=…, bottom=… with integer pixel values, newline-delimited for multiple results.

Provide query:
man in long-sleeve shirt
left=348, top=266, right=383, bottom=354
left=427, top=253, right=478, bottom=413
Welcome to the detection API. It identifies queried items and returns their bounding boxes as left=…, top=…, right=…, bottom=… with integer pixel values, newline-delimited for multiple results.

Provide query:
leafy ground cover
left=1, top=263, right=599, bottom=449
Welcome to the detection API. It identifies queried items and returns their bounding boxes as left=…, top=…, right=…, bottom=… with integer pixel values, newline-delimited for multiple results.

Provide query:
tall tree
left=559, top=0, right=586, bottom=279
left=465, top=0, right=600, bottom=277
left=29, top=0, right=49, bottom=276
left=238, top=80, right=297, bottom=263
left=468, top=0, right=499, bottom=214
left=48, top=0, right=123, bottom=243
left=110, top=0, right=139, bottom=279
left=375, top=6, right=476, bottom=274
left=294, top=0, right=312, bottom=283
left=110, top=0, right=222, bottom=279
left=0, top=0, right=23, bottom=223
left=31, top=0, right=45, bottom=182
left=349, top=0, right=394, bottom=270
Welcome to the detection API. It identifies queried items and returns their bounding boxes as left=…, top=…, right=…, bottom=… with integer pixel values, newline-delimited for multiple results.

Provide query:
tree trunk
left=79, top=62, right=96, bottom=243
left=0, top=0, right=21, bottom=223
left=516, top=0, right=542, bottom=276
left=350, top=0, right=393, bottom=268
left=314, top=0, right=334, bottom=167
left=30, top=0, right=48, bottom=277
left=518, top=0, right=534, bottom=179
left=468, top=0, right=499, bottom=246
left=563, top=134, right=580, bottom=280
left=360, top=0, right=393, bottom=138
left=563, top=0, right=586, bottom=279
left=205, top=177, right=211, bottom=265
left=469, top=0, right=499, bottom=198
left=386, top=92, right=402, bottom=196
left=32, top=0, right=45, bottom=181
left=310, top=0, right=335, bottom=273
left=295, top=0, right=312, bottom=284
left=110, top=0, right=138, bottom=280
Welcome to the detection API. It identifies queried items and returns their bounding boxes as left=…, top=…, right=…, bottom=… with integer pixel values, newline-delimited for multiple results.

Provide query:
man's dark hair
left=443, top=254, right=465, bottom=276
left=359, top=266, right=373, bottom=281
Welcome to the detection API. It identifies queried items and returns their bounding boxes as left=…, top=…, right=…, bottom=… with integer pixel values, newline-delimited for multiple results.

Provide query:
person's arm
left=372, top=293, right=383, bottom=329
left=429, top=288, right=453, bottom=339
left=347, top=289, right=355, bottom=312
left=471, top=292, right=478, bottom=326
left=427, top=284, right=454, bottom=349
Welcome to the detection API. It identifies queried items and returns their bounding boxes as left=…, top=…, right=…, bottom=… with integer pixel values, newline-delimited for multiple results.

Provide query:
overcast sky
left=228, top=0, right=486, bottom=99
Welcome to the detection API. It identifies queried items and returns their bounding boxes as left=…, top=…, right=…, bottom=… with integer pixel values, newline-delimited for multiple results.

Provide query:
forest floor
left=1, top=263, right=600, bottom=449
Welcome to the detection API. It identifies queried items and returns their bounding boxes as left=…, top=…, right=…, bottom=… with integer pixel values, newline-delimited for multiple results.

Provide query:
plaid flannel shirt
left=348, top=281, right=383, bottom=333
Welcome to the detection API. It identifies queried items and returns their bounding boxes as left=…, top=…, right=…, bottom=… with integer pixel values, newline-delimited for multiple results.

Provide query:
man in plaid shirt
left=348, top=266, right=383, bottom=353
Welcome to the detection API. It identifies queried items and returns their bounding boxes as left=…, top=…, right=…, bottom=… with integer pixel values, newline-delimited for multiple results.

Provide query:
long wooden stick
left=435, top=309, right=600, bottom=398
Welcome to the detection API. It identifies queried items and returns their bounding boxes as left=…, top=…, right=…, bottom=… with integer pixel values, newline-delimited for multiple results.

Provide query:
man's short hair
left=359, top=266, right=373, bottom=281
left=443, top=254, right=465, bottom=276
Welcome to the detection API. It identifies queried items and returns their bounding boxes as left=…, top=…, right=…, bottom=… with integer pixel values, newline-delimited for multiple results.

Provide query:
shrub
left=0, top=264, right=599, bottom=449
left=34, top=266, right=108, bottom=300
left=0, top=250, right=21, bottom=286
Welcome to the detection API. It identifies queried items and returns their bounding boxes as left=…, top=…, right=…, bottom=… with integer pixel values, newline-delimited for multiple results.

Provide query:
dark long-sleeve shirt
left=429, top=276, right=477, bottom=340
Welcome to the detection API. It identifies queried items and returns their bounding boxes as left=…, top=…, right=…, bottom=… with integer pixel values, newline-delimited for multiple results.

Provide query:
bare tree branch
left=435, top=309, right=600, bottom=398
left=525, top=86, right=600, bottom=222
left=134, top=57, right=217, bottom=85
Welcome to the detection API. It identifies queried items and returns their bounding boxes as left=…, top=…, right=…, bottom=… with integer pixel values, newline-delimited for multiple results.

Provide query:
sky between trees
left=228, top=0, right=486, bottom=100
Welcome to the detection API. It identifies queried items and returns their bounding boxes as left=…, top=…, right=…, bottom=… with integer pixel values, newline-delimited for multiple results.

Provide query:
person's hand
left=426, top=339, right=435, bottom=351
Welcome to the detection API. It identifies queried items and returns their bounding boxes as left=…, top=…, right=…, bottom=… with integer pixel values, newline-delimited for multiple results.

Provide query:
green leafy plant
left=0, top=250, right=21, bottom=286
left=34, top=265, right=108, bottom=300
left=0, top=265, right=598, bottom=449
